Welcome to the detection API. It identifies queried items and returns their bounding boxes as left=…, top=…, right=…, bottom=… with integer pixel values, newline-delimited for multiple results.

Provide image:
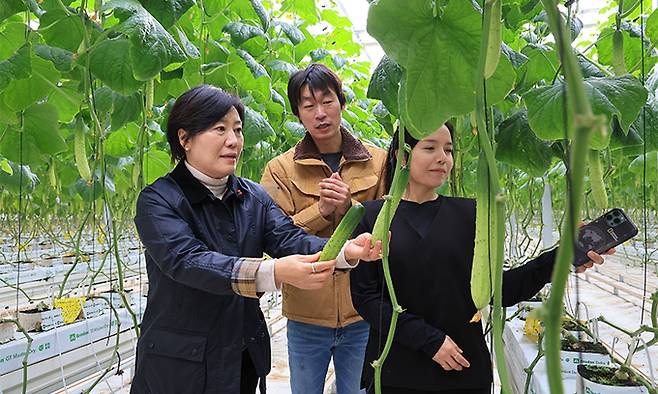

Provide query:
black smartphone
left=573, top=208, right=638, bottom=267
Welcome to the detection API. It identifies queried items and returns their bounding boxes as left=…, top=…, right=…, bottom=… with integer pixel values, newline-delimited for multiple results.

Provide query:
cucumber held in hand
left=319, top=203, right=366, bottom=261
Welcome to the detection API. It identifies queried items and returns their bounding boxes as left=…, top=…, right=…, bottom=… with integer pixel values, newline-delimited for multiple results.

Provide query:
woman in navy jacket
left=350, top=124, right=613, bottom=394
left=131, top=85, right=381, bottom=394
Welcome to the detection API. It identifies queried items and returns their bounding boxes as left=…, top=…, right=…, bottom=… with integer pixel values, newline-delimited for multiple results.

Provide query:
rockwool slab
left=0, top=309, right=137, bottom=375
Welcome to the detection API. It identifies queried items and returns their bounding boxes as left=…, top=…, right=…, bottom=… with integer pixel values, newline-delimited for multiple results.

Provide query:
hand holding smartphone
left=573, top=208, right=638, bottom=267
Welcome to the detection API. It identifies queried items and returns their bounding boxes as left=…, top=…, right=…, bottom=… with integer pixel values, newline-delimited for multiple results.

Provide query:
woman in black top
left=350, top=124, right=612, bottom=393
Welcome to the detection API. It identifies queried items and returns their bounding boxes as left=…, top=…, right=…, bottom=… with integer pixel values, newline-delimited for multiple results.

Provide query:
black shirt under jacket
left=350, top=197, right=557, bottom=391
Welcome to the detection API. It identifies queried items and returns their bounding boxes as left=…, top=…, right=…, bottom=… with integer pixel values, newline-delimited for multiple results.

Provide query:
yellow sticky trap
left=54, top=297, right=86, bottom=324
left=524, top=315, right=543, bottom=343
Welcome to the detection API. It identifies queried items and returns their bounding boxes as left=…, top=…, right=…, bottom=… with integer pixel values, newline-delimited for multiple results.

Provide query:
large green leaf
left=107, top=0, right=187, bottom=80
left=1, top=54, right=60, bottom=111
left=644, top=7, right=658, bottom=47
left=249, top=0, right=269, bottom=32
left=174, top=26, right=200, bottom=59
left=616, top=96, right=658, bottom=155
left=105, top=123, right=138, bottom=157
left=0, top=102, right=66, bottom=165
left=610, top=119, right=644, bottom=153
left=205, top=53, right=270, bottom=102
left=367, top=55, right=401, bottom=117
left=35, top=44, right=73, bottom=72
left=628, top=152, right=658, bottom=182
left=0, top=22, right=26, bottom=59
left=596, top=27, right=655, bottom=74
left=281, top=0, right=319, bottom=24
left=74, top=176, right=116, bottom=201
left=495, top=109, right=554, bottom=177
left=524, top=75, right=647, bottom=149
left=0, top=43, right=31, bottom=92
left=244, top=106, right=274, bottom=145
left=0, top=161, right=38, bottom=193
left=276, top=21, right=304, bottom=45
left=88, top=37, right=143, bottom=95
left=368, top=0, right=515, bottom=138
left=137, top=0, right=194, bottom=28
left=39, top=10, right=85, bottom=52
left=237, top=49, right=268, bottom=79
left=143, top=149, right=171, bottom=185
left=0, top=0, right=25, bottom=24
left=223, top=21, right=265, bottom=46
left=49, top=83, right=83, bottom=123
left=111, top=92, right=142, bottom=130
left=267, top=60, right=298, bottom=82
left=519, top=43, right=558, bottom=87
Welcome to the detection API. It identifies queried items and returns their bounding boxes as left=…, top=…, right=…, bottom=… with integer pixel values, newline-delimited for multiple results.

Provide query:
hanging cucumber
left=74, top=119, right=92, bottom=183
left=48, top=160, right=57, bottom=189
left=471, top=153, right=493, bottom=311
left=319, top=203, right=366, bottom=261
left=588, top=149, right=608, bottom=210
left=483, top=0, right=502, bottom=79
left=612, top=29, right=627, bottom=76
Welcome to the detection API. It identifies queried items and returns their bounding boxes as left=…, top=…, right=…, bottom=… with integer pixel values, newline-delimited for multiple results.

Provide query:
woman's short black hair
left=383, top=122, right=455, bottom=193
left=287, top=63, right=346, bottom=117
left=166, top=84, right=245, bottom=162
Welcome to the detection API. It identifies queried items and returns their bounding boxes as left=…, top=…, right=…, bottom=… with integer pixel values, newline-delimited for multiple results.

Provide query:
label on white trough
left=581, top=378, right=649, bottom=394
left=39, top=309, right=65, bottom=331
left=560, top=350, right=611, bottom=378
left=0, top=309, right=136, bottom=374
left=82, top=299, right=106, bottom=319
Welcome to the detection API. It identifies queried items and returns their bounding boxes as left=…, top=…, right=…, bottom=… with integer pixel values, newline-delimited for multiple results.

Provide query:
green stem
left=373, top=198, right=396, bottom=394
left=58, top=210, right=92, bottom=298
left=1, top=319, right=33, bottom=394
left=474, top=1, right=510, bottom=392
left=636, top=291, right=658, bottom=351
left=523, top=333, right=544, bottom=394
left=82, top=295, right=122, bottom=394
left=538, top=2, right=607, bottom=394
left=373, top=125, right=408, bottom=394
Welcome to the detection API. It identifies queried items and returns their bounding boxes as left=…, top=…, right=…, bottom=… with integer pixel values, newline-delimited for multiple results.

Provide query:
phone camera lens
left=613, top=218, right=621, bottom=225
left=606, top=215, right=613, bottom=221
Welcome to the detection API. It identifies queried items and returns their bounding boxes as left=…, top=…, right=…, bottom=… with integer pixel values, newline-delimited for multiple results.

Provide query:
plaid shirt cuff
left=231, top=257, right=263, bottom=298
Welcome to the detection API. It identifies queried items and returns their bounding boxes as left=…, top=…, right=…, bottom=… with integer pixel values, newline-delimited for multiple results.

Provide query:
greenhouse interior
left=0, top=0, right=657, bottom=393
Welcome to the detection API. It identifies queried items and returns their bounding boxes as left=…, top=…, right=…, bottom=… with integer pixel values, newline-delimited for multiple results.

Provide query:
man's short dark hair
left=287, top=63, right=346, bottom=117
left=166, top=85, right=245, bottom=162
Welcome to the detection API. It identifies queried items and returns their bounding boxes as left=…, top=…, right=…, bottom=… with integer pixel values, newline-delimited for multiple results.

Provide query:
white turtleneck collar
left=184, top=161, right=229, bottom=200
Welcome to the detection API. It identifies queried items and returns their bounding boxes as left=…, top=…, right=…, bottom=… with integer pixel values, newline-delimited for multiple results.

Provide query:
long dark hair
left=383, top=122, right=455, bottom=194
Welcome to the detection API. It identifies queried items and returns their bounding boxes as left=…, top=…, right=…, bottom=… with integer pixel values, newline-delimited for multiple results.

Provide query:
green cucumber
left=319, top=203, right=366, bottom=261
left=589, top=149, right=608, bottom=210
left=612, top=30, right=626, bottom=76
left=74, top=120, right=92, bottom=183
left=471, top=153, right=493, bottom=310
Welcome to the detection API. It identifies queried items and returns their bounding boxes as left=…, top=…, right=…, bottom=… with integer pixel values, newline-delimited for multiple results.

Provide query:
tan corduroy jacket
left=261, top=128, right=387, bottom=328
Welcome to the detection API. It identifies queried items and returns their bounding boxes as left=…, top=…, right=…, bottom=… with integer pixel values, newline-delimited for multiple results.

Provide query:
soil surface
left=577, top=365, right=642, bottom=387
left=560, top=339, right=607, bottom=353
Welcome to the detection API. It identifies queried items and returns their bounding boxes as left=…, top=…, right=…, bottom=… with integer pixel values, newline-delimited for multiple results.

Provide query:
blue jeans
left=287, top=319, right=369, bottom=394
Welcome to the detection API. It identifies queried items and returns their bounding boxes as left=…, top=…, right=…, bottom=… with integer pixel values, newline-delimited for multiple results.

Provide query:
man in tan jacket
left=261, top=64, right=386, bottom=394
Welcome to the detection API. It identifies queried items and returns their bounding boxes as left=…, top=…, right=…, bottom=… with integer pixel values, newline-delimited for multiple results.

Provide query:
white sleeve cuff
left=255, top=259, right=280, bottom=292
left=336, top=242, right=359, bottom=269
